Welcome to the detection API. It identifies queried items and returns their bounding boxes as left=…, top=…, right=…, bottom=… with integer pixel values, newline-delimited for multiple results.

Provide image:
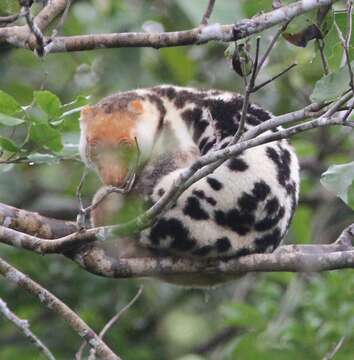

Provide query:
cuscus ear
left=128, top=99, right=144, bottom=114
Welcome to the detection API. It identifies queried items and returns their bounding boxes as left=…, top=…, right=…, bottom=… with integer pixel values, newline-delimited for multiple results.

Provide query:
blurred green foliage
left=0, top=1, right=353, bottom=359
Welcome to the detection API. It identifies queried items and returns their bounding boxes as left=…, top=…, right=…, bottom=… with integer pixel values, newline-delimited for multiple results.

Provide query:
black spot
left=265, top=197, right=279, bottom=214
left=266, top=146, right=279, bottom=164
left=204, top=97, right=243, bottom=137
left=234, top=247, right=251, bottom=257
left=182, top=108, right=202, bottom=127
left=216, top=237, right=231, bottom=252
left=214, top=210, right=226, bottom=226
left=201, top=140, right=216, bottom=155
left=206, top=197, right=217, bottom=206
left=286, top=182, right=296, bottom=195
left=238, top=192, right=258, bottom=212
left=193, top=120, right=209, bottom=143
left=193, top=189, right=205, bottom=198
left=252, top=181, right=271, bottom=201
left=215, top=208, right=254, bottom=235
left=172, top=238, right=196, bottom=251
left=266, top=146, right=291, bottom=188
left=228, top=158, right=249, bottom=172
left=174, top=90, right=207, bottom=108
left=254, top=206, right=285, bottom=231
left=183, top=196, right=209, bottom=220
left=255, top=228, right=282, bottom=252
left=198, top=137, right=208, bottom=150
left=192, top=190, right=217, bottom=206
left=226, top=209, right=254, bottom=235
left=246, top=114, right=262, bottom=126
left=281, top=148, right=291, bottom=163
left=157, top=188, right=165, bottom=197
left=152, top=86, right=177, bottom=100
left=193, top=245, right=213, bottom=256
left=146, top=94, right=166, bottom=132
left=207, top=177, right=223, bottom=191
left=150, top=218, right=195, bottom=248
left=248, top=106, right=271, bottom=122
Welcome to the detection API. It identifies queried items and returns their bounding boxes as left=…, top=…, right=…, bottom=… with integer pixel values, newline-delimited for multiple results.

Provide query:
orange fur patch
left=129, top=99, right=144, bottom=114
left=82, top=107, right=136, bottom=146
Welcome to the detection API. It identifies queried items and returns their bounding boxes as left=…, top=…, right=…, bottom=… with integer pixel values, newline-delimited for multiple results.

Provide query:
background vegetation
left=0, top=1, right=353, bottom=359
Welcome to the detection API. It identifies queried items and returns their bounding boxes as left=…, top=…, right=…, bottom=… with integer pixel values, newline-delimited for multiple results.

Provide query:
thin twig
left=0, top=13, right=21, bottom=26
left=87, top=286, right=143, bottom=360
left=23, top=2, right=46, bottom=56
left=346, top=0, right=353, bottom=50
left=322, top=336, right=346, bottom=360
left=257, top=21, right=290, bottom=74
left=334, top=21, right=354, bottom=93
left=252, top=63, right=297, bottom=93
left=0, top=298, right=56, bottom=360
left=50, top=0, right=73, bottom=38
left=316, top=38, right=329, bottom=75
left=342, top=99, right=354, bottom=121
left=233, top=37, right=260, bottom=143
left=200, top=0, right=216, bottom=25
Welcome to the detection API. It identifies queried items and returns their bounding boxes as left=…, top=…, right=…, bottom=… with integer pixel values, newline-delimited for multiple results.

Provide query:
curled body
left=79, top=85, right=299, bottom=280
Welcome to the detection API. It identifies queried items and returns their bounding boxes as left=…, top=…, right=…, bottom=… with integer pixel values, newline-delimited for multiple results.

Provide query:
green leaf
left=0, top=137, right=19, bottom=152
left=62, top=95, right=90, bottom=109
left=0, top=90, right=21, bottom=115
left=30, top=123, right=63, bottom=152
left=310, top=61, right=354, bottom=103
left=324, top=12, right=354, bottom=71
left=0, top=113, right=25, bottom=126
left=321, top=161, right=354, bottom=210
left=34, top=90, right=62, bottom=118
left=221, top=303, right=266, bottom=328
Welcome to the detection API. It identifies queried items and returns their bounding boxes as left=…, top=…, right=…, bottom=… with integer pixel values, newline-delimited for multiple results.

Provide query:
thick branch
left=0, top=0, right=338, bottom=53
left=0, top=0, right=67, bottom=48
left=34, top=0, right=68, bottom=31
left=0, top=200, right=353, bottom=278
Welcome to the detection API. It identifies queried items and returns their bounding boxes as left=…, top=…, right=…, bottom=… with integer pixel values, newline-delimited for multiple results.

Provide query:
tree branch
left=0, top=297, right=55, bottom=360
left=0, top=0, right=339, bottom=54
left=200, top=0, right=216, bottom=26
left=72, top=224, right=354, bottom=279
left=0, top=256, right=120, bottom=360
left=0, top=201, right=353, bottom=279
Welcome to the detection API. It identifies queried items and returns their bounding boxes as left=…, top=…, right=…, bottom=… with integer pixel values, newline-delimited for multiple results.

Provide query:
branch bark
left=0, top=0, right=339, bottom=54
left=0, top=256, right=120, bottom=360
left=0, top=201, right=353, bottom=279
left=0, top=297, right=55, bottom=360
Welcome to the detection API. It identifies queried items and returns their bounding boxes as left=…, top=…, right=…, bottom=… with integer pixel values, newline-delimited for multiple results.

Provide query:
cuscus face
left=79, top=98, right=144, bottom=187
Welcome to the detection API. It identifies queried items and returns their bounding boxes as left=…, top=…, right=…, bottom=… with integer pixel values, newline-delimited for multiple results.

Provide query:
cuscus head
left=79, top=93, right=161, bottom=186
